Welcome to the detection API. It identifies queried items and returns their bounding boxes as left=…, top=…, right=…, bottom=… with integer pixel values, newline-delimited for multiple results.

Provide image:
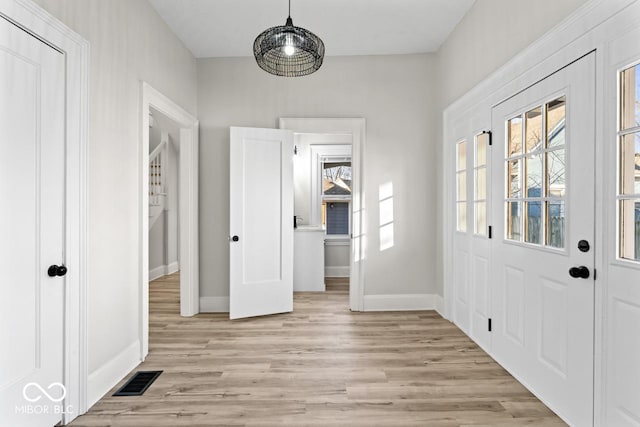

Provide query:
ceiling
left=149, top=0, right=476, bottom=58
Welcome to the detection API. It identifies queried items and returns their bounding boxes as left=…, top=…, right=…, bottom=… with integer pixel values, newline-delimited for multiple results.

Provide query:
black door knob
left=48, top=264, right=68, bottom=277
left=231, top=235, right=239, bottom=242
left=569, top=266, right=590, bottom=279
left=577, top=240, right=590, bottom=253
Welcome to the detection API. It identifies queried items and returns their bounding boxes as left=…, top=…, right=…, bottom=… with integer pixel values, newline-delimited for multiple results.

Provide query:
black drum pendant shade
left=253, top=3, right=325, bottom=77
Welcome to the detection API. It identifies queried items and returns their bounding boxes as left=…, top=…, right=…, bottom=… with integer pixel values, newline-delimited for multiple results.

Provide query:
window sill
left=324, top=237, right=350, bottom=246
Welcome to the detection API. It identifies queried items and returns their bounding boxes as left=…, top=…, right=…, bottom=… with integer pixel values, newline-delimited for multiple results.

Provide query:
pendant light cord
left=288, top=0, right=291, bottom=18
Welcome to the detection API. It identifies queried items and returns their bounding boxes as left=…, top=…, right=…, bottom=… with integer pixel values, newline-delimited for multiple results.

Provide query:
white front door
left=0, top=17, right=66, bottom=426
left=229, top=127, right=294, bottom=320
left=490, top=53, right=595, bottom=425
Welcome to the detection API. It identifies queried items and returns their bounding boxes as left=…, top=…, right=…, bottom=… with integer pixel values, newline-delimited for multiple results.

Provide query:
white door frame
left=0, top=0, right=90, bottom=423
left=279, top=118, right=366, bottom=311
left=140, top=82, right=199, bottom=359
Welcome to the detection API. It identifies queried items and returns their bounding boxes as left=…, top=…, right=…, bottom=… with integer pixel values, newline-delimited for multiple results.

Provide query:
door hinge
left=488, top=318, right=492, bottom=332
left=488, top=226, right=492, bottom=239
left=293, top=145, right=298, bottom=155
left=484, top=130, right=493, bottom=146
left=593, top=268, right=597, bottom=280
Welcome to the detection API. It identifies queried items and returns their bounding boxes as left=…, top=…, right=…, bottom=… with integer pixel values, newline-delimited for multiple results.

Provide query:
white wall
left=198, top=54, right=437, bottom=298
left=433, top=0, right=589, bottom=295
left=32, top=0, right=197, bottom=404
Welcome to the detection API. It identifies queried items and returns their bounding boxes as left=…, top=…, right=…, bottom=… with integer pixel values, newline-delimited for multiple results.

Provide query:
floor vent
left=113, top=371, right=162, bottom=396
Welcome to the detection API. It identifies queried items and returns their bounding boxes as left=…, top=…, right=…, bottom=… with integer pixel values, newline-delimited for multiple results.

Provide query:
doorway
left=294, top=136, right=352, bottom=291
left=139, top=82, right=199, bottom=359
left=280, top=118, right=366, bottom=311
left=148, top=107, right=181, bottom=283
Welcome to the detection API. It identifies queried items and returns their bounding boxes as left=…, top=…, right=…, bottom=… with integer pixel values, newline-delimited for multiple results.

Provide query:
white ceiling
left=149, top=0, right=476, bottom=58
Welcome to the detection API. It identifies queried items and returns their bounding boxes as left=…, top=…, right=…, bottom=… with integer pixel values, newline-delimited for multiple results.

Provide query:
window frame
left=616, top=61, right=640, bottom=262
left=455, top=139, right=468, bottom=233
left=474, top=132, right=490, bottom=237
left=321, top=157, right=352, bottom=240
left=503, top=94, right=568, bottom=251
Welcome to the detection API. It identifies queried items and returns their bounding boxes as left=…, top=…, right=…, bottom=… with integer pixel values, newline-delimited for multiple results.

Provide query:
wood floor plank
left=69, top=273, right=565, bottom=426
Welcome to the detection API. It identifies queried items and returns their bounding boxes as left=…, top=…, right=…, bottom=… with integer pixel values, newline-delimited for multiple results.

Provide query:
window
left=474, top=132, right=489, bottom=236
left=456, top=140, right=467, bottom=232
left=505, top=96, right=566, bottom=248
left=322, top=160, right=351, bottom=236
left=618, top=64, right=640, bottom=261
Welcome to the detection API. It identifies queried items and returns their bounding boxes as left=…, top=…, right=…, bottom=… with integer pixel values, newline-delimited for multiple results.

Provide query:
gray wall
left=433, top=0, right=590, bottom=295
left=325, top=243, right=350, bottom=271
left=32, top=0, right=197, bottom=377
left=198, top=54, right=437, bottom=297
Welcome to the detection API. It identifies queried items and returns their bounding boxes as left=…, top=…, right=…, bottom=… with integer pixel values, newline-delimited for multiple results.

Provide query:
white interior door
left=230, top=127, right=294, bottom=320
left=0, top=17, right=66, bottom=426
left=490, top=53, right=595, bottom=426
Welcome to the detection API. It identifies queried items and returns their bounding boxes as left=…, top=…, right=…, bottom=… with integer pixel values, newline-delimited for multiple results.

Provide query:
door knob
left=231, top=235, right=239, bottom=242
left=48, top=264, right=67, bottom=277
left=569, top=266, right=590, bottom=279
left=577, top=240, right=590, bottom=253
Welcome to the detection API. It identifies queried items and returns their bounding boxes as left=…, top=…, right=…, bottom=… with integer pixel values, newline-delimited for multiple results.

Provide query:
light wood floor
left=70, top=273, right=565, bottom=426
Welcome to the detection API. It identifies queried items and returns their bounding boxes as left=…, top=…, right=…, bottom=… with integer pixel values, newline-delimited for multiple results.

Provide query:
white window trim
left=310, top=145, right=352, bottom=226
left=321, top=156, right=352, bottom=238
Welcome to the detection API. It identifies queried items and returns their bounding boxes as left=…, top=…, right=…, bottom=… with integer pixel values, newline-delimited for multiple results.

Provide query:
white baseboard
left=149, top=262, right=180, bottom=281
left=87, top=340, right=140, bottom=409
left=433, top=295, right=445, bottom=317
left=363, top=293, right=443, bottom=311
left=167, top=261, right=179, bottom=274
left=325, top=266, right=350, bottom=277
left=148, top=266, right=165, bottom=281
left=200, top=296, right=229, bottom=312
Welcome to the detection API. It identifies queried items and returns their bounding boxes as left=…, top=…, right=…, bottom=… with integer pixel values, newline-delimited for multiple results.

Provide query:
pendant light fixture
left=253, top=0, right=325, bottom=77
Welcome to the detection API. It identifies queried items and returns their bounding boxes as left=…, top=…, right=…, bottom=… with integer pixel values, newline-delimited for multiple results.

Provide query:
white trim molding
left=86, top=341, right=140, bottom=409
left=140, top=82, right=199, bottom=361
left=149, top=261, right=179, bottom=282
left=363, top=294, right=444, bottom=312
left=324, top=266, right=350, bottom=277
left=279, top=118, right=366, bottom=312
left=0, top=0, right=90, bottom=423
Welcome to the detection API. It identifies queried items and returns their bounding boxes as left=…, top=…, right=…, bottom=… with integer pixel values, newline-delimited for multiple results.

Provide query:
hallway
left=70, top=273, right=564, bottom=426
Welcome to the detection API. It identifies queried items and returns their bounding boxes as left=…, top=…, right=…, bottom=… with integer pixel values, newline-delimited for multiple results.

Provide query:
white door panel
left=604, top=26, right=640, bottom=427
left=491, top=53, right=595, bottom=426
left=452, top=110, right=492, bottom=351
left=0, top=17, right=66, bottom=426
left=230, top=127, right=294, bottom=320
